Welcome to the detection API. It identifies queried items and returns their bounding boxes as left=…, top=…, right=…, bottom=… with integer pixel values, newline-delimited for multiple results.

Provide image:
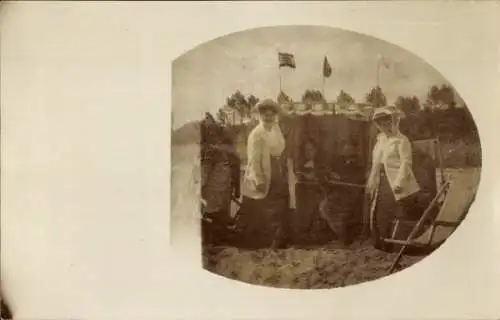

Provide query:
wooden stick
left=426, top=224, right=436, bottom=246
left=230, top=196, right=243, bottom=224
left=386, top=180, right=451, bottom=275
left=391, top=220, right=400, bottom=239
left=383, top=238, right=426, bottom=247
left=296, top=180, right=365, bottom=188
left=362, top=125, right=376, bottom=237
left=435, top=138, right=446, bottom=186
left=433, top=220, right=459, bottom=227
left=328, top=180, right=365, bottom=188
left=232, top=197, right=242, bottom=207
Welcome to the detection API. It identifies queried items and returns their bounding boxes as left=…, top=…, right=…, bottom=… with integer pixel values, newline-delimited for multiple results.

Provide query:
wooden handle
left=327, top=180, right=366, bottom=188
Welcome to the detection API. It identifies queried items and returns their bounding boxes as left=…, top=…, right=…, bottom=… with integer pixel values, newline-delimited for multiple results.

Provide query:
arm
left=365, top=136, right=384, bottom=197
left=368, top=137, right=383, bottom=183
left=394, top=136, right=413, bottom=187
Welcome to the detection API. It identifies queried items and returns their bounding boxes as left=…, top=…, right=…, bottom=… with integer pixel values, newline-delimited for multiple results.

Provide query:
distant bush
left=440, top=138, right=481, bottom=168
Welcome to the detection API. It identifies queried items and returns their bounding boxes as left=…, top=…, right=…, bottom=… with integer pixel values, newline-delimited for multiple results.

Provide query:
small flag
left=278, top=52, right=296, bottom=69
left=323, top=56, right=332, bottom=78
left=378, top=54, right=390, bottom=69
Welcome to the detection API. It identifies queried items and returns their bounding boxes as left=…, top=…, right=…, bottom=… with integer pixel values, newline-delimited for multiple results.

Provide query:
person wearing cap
left=367, top=105, right=421, bottom=251
left=237, top=99, right=290, bottom=249
left=200, top=113, right=240, bottom=246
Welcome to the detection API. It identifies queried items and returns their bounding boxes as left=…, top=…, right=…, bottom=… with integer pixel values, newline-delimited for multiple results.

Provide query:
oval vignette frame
left=170, top=25, right=482, bottom=290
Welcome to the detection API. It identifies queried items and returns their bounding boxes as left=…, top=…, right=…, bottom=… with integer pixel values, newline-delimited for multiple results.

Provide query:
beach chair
left=384, top=175, right=477, bottom=274
left=381, top=136, right=480, bottom=274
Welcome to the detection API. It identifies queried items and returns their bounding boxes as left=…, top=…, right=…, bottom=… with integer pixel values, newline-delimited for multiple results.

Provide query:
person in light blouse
left=367, top=105, right=421, bottom=251
left=238, top=99, right=291, bottom=249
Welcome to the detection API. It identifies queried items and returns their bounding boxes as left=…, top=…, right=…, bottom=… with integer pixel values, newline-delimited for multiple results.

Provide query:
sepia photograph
left=171, top=26, right=481, bottom=289
left=2, top=1, right=499, bottom=318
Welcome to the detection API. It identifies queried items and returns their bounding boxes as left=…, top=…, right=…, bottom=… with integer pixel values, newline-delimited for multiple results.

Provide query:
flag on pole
left=278, top=52, right=296, bottom=69
left=378, top=54, right=390, bottom=69
left=323, top=56, right=332, bottom=78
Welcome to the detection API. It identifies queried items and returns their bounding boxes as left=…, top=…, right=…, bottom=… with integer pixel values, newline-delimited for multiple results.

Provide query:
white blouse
left=369, top=131, right=421, bottom=201
left=261, top=123, right=285, bottom=157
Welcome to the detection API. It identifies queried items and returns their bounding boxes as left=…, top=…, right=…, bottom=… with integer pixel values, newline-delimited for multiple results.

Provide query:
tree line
left=217, top=84, right=479, bottom=143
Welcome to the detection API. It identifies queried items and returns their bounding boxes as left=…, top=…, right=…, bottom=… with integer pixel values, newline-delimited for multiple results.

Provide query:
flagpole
left=322, top=75, right=326, bottom=97
left=322, top=55, right=327, bottom=98
left=376, top=57, right=380, bottom=88
left=333, top=61, right=338, bottom=101
left=276, top=48, right=283, bottom=93
left=280, top=70, right=283, bottom=92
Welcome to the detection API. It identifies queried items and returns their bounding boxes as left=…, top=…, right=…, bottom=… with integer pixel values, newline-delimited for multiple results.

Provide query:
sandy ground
left=172, top=144, right=481, bottom=289
left=202, top=241, right=427, bottom=289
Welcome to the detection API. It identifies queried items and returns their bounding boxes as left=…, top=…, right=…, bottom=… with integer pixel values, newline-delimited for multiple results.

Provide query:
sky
left=172, top=26, right=458, bottom=130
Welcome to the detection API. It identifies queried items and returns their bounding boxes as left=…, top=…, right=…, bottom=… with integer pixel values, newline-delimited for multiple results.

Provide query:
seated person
left=319, top=142, right=366, bottom=246
left=295, top=139, right=320, bottom=182
left=292, top=139, right=324, bottom=245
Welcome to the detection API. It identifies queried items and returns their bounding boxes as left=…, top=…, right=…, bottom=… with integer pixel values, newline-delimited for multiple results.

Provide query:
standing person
left=238, top=99, right=290, bottom=249
left=366, top=106, right=421, bottom=251
left=200, top=113, right=240, bottom=246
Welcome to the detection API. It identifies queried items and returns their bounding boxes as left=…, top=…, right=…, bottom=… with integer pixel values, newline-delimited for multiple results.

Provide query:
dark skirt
left=202, top=160, right=233, bottom=215
left=236, top=156, right=290, bottom=249
left=371, top=170, right=419, bottom=249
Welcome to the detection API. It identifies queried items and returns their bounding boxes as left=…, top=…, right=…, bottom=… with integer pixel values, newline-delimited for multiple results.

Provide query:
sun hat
left=371, top=105, right=405, bottom=121
left=257, top=99, right=281, bottom=115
